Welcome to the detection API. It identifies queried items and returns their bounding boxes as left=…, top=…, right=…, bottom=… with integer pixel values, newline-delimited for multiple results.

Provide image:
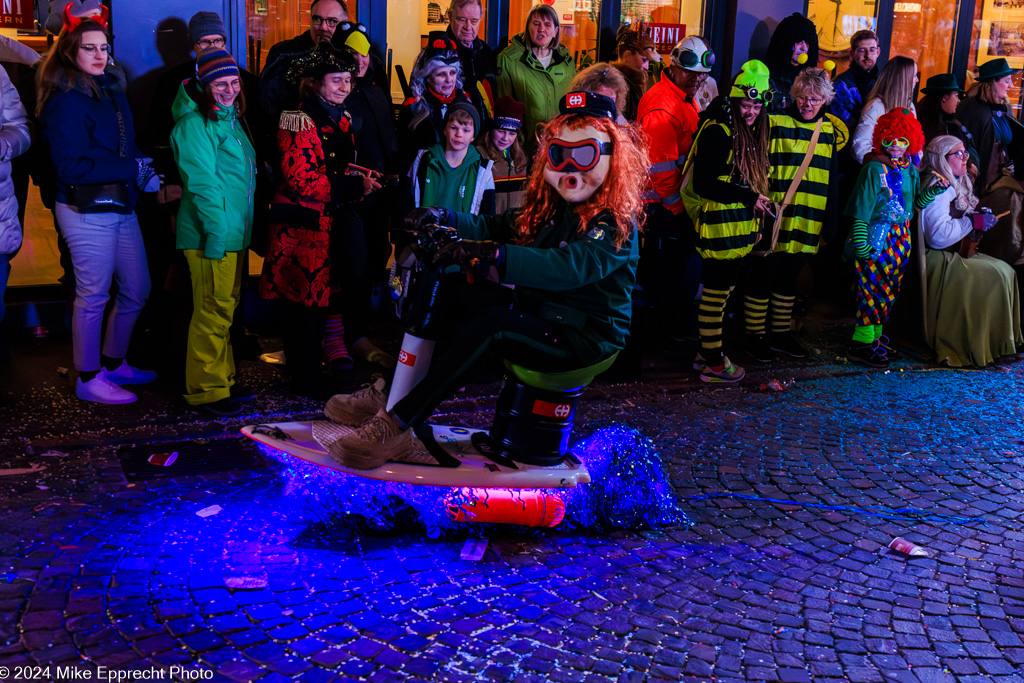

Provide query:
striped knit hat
left=195, top=47, right=238, bottom=87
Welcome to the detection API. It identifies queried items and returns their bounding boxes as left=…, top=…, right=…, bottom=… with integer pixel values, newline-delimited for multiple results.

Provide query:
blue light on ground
left=255, top=425, right=690, bottom=535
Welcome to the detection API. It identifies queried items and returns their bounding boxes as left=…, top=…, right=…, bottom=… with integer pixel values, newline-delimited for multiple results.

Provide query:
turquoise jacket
left=455, top=207, right=638, bottom=365
left=496, top=34, right=576, bottom=151
left=170, top=80, right=256, bottom=260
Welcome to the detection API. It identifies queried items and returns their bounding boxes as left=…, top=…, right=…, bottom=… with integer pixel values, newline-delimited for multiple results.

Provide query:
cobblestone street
left=1, top=323, right=1024, bottom=683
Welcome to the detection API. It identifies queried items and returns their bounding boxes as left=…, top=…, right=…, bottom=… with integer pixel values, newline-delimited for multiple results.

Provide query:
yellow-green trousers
left=183, top=250, right=241, bottom=405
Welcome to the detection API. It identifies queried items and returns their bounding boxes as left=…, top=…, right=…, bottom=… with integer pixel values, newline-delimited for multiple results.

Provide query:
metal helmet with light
left=669, top=36, right=714, bottom=73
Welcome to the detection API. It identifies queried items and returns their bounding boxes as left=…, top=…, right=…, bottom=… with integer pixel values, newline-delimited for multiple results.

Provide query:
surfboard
left=242, top=420, right=590, bottom=489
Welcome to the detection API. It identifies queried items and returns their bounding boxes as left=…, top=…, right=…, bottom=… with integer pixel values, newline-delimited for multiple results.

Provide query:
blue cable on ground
left=689, top=491, right=989, bottom=526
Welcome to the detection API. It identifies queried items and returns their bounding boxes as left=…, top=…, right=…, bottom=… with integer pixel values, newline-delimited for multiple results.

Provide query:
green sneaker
left=700, top=356, right=745, bottom=383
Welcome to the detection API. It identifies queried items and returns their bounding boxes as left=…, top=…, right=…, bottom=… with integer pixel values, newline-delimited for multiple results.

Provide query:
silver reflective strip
left=648, top=158, right=685, bottom=174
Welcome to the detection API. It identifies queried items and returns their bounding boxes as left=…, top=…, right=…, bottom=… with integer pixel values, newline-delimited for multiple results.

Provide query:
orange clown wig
left=515, top=113, right=648, bottom=249
left=872, top=107, right=925, bottom=157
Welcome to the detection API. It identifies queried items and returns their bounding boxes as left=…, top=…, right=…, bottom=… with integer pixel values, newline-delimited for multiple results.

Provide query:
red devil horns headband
left=62, top=2, right=110, bottom=32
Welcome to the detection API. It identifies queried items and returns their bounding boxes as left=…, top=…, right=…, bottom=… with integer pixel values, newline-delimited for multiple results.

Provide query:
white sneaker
left=76, top=371, right=138, bottom=404
left=104, top=360, right=158, bottom=385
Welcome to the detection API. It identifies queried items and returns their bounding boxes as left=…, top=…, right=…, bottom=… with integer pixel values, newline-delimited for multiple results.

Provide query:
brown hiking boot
left=324, top=378, right=388, bottom=426
left=328, top=409, right=423, bottom=469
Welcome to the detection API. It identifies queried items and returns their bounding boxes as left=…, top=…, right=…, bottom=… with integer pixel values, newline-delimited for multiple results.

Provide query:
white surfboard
left=242, top=420, right=590, bottom=489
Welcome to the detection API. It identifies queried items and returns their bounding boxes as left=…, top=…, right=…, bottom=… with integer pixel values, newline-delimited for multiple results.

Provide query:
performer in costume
left=844, top=107, right=926, bottom=367
left=745, top=67, right=848, bottom=362
left=259, top=44, right=381, bottom=395
left=680, top=60, right=775, bottom=383
left=326, top=91, right=647, bottom=469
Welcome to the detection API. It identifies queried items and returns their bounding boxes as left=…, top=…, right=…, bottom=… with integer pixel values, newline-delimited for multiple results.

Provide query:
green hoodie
left=419, top=142, right=483, bottom=214
left=170, top=81, right=256, bottom=260
left=496, top=34, right=576, bottom=151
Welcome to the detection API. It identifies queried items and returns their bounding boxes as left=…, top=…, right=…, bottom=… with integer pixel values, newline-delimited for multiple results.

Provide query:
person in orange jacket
left=636, top=35, right=713, bottom=346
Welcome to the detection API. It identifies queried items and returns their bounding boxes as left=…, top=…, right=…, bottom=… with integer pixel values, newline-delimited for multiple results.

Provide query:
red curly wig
left=514, top=114, right=648, bottom=248
left=872, top=107, right=925, bottom=156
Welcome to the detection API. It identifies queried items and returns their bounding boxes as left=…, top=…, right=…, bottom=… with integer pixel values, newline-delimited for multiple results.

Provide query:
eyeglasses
left=740, top=86, right=774, bottom=103
left=210, top=79, right=241, bottom=94
left=882, top=137, right=910, bottom=149
left=547, top=138, right=614, bottom=173
left=795, top=96, right=824, bottom=106
left=80, top=44, right=110, bottom=55
left=196, top=37, right=226, bottom=50
left=946, top=149, right=970, bottom=160
left=311, top=14, right=341, bottom=28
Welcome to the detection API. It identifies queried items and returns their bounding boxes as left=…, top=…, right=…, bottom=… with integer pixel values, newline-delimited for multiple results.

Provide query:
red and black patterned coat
left=259, top=98, right=361, bottom=307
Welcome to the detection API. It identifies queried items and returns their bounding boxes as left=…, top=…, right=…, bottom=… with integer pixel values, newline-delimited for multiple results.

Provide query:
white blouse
left=851, top=98, right=917, bottom=164
left=919, top=184, right=973, bottom=250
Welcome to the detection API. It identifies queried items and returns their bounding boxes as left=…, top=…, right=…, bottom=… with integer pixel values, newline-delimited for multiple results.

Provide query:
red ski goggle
left=547, top=138, right=614, bottom=172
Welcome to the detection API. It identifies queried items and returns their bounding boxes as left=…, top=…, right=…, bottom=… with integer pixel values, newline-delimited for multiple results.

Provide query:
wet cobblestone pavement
left=1, top=309, right=1024, bottom=682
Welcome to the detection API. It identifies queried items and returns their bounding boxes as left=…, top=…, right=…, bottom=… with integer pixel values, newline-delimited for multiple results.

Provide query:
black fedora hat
left=921, top=73, right=963, bottom=95
left=978, top=57, right=1018, bottom=81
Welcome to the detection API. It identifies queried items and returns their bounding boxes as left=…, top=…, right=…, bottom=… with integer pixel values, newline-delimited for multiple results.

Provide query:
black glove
left=404, top=206, right=452, bottom=232
left=452, top=240, right=505, bottom=284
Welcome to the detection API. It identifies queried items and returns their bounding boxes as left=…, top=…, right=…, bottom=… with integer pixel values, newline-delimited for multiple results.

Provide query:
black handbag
left=68, top=84, right=131, bottom=214
left=68, top=182, right=131, bottom=213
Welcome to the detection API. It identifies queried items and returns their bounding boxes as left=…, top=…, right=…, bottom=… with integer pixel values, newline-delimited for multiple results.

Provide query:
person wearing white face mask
left=170, top=48, right=257, bottom=416
left=325, top=92, right=645, bottom=469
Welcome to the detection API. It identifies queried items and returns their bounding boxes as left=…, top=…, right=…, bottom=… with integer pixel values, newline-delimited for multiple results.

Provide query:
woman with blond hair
left=745, top=67, right=848, bottom=363
left=496, top=3, right=576, bottom=153
left=570, top=63, right=629, bottom=125
left=917, top=135, right=1021, bottom=366
left=957, top=58, right=1019, bottom=195
left=851, top=56, right=917, bottom=163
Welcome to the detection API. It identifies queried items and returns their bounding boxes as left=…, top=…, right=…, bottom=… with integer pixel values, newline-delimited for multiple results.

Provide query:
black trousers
left=746, top=251, right=809, bottom=299
left=327, top=208, right=371, bottom=344
left=639, top=204, right=702, bottom=338
left=391, top=282, right=576, bottom=428
left=281, top=301, right=327, bottom=384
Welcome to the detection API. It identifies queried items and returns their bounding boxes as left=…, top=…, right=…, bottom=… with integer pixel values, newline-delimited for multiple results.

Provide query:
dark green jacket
left=455, top=207, right=638, bottom=365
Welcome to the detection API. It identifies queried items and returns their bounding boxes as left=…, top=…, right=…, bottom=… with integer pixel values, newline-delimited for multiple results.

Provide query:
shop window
left=890, top=0, right=961, bottom=88
left=807, top=0, right=878, bottom=73
left=508, top=0, right=600, bottom=71
left=247, top=0, right=358, bottom=74
left=621, top=0, right=702, bottom=48
left=968, top=0, right=1024, bottom=116
left=386, top=1, right=489, bottom=105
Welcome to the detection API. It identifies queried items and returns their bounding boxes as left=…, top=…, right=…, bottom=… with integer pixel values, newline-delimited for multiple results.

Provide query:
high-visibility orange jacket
left=637, top=72, right=699, bottom=215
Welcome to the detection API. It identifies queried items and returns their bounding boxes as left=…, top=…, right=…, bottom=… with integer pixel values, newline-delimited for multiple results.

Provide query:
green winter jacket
left=496, top=34, right=576, bottom=152
left=170, top=80, right=256, bottom=260
left=455, top=206, right=638, bottom=366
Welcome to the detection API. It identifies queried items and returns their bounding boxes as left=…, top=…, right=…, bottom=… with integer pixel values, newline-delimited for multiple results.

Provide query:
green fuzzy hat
left=730, top=60, right=771, bottom=102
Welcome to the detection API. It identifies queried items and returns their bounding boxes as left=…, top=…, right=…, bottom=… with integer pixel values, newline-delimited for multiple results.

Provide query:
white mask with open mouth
left=542, top=125, right=612, bottom=204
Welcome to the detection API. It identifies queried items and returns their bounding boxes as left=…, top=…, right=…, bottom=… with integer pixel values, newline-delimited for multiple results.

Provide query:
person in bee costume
left=680, top=60, right=775, bottom=383
left=743, top=67, right=849, bottom=363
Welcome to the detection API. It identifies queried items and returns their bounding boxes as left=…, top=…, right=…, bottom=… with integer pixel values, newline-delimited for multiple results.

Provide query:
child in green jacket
left=407, top=102, right=495, bottom=216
